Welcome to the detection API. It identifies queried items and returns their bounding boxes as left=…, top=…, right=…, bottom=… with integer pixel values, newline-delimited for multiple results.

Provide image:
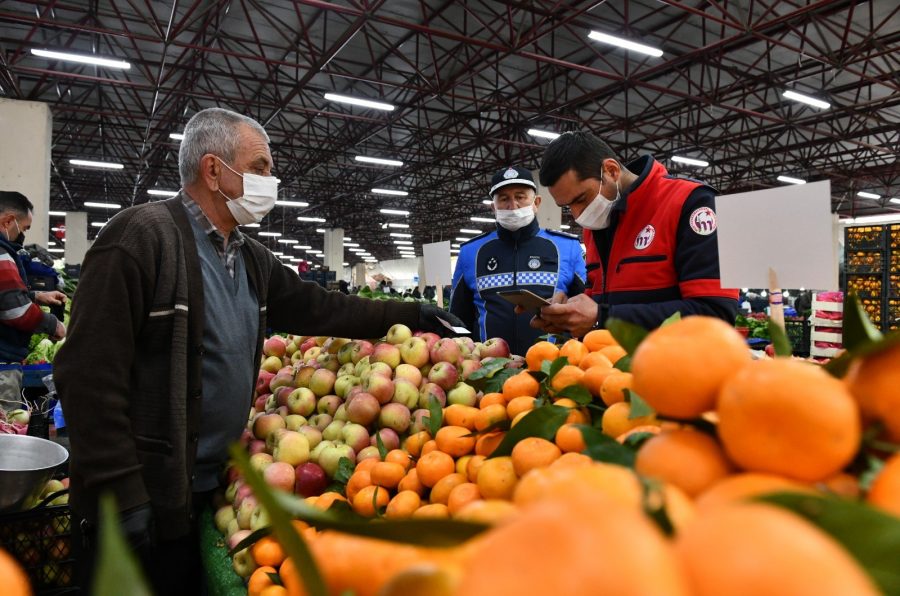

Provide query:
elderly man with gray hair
left=55, top=107, right=463, bottom=592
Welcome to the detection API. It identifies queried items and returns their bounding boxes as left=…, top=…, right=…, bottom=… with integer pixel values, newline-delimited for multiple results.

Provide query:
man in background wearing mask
left=531, top=132, right=737, bottom=337
left=54, top=107, right=464, bottom=592
left=0, top=191, right=66, bottom=410
left=450, top=166, right=585, bottom=355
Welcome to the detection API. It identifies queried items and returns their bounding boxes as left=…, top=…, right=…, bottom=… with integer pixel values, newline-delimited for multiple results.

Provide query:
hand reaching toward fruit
left=35, top=291, right=68, bottom=306
left=417, top=305, right=468, bottom=337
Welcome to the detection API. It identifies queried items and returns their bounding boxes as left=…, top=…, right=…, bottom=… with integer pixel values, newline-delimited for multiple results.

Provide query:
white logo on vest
left=689, top=207, right=717, bottom=235
left=634, top=225, right=656, bottom=250
left=528, top=257, right=541, bottom=270
left=487, top=257, right=498, bottom=271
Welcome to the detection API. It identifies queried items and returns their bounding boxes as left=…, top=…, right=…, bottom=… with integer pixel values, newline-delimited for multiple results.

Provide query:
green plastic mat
left=199, top=507, right=246, bottom=596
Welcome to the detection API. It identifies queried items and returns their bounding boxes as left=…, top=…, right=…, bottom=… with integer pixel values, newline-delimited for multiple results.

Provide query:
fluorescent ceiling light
left=588, top=31, right=663, bottom=57
left=858, top=191, right=881, bottom=200
left=380, top=209, right=409, bottom=216
left=70, top=159, right=123, bottom=170
left=295, top=245, right=312, bottom=250
left=272, top=252, right=284, bottom=256
left=393, top=240, right=413, bottom=245
left=84, top=201, right=120, bottom=209
left=277, top=239, right=298, bottom=244
left=343, top=262, right=349, bottom=266
left=275, top=200, right=309, bottom=207
left=777, top=175, right=806, bottom=185
left=349, top=248, right=364, bottom=252
left=242, top=223, right=260, bottom=228
left=400, top=254, right=416, bottom=258
left=528, top=128, right=560, bottom=140
left=90, top=222, right=106, bottom=228
left=297, top=216, right=327, bottom=222
left=450, top=249, right=459, bottom=254
left=456, top=237, right=471, bottom=242
left=169, top=133, right=185, bottom=141
left=48, top=211, right=66, bottom=216
left=316, top=228, right=326, bottom=233
left=451, top=243, right=461, bottom=248
left=343, top=237, right=352, bottom=242
left=51, top=227, right=62, bottom=232
left=471, top=216, right=495, bottom=223
left=48, top=248, right=65, bottom=253
left=372, top=188, right=408, bottom=196
left=460, top=228, right=481, bottom=234
left=258, top=231, right=282, bottom=237
left=148, top=189, right=178, bottom=197
left=324, top=93, right=394, bottom=111
left=890, top=198, right=900, bottom=205
left=841, top=214, right=900, bottom=225
left=783, top=90, right=830, bottom=110
left=344, top=242, right=360, bottom=247
left=390, top=233, right=412, bottom=238
left=355, top=156, right=403, bottom=167
left=31, top=48, right=131, bottom=69
left=671, top=156, right=709, bottom=167
left=387, top=223, right=409, bottom=229
left=482, top=200, right=493, bottom=205
left=560, top=225, right=570, bottom=230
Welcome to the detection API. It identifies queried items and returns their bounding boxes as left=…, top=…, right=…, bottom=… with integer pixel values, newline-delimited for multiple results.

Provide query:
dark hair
left=539, top=132, right=619, bottom=187
left=0, top=191, right=34, bottom=217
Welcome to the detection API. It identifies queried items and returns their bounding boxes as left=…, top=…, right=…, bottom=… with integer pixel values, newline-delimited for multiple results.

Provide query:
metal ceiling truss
left=1, top=0, right=898, bottom=263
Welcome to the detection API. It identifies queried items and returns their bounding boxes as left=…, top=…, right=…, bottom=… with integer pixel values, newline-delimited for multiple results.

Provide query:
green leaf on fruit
left=91, top=494, right=153, bottom=596
left=333, top=457, right=355, bottom=486
left=586, top=403, right=608, bottom=430
left=468, top=366, right=519, bottom=395
left=226, top=527, right=271, bottom=556
left=267, top=572, right=283, bottom=586
left=858, top=455, right=885, bottom=493
left=230, top=445, right=327, bottom=596
left=462, top=418, right=511, bottom=438
left=767, top=320, right=793, bottom=357
left=554, top=384, right=592, bottom=405
left=626, top=390, right=655, bottom=419
left=423, top=395, right=444, bottom=437
left=271, top=491, right=488, bottom=547
left=613, top=354, right=632, bottom=372
left=577, top=424, right=636, bottom=468
left=540, top=359, right=553, bottom=376
left=758, top=492, right=900, bottom=595
left=622, top=431, right=656, bottom=450
left=376, top=433, right=388, bottom=460
left=605, top=318, right=649, bottom=354
left=487, top=405, right=569, bottom=458
left=661, top=312, right=682, bottom=327
left=466, top=358, right=511, bottom=381
left=843, top=293, right=883, bottom=351
left=546, top=356, right=569, bottom=381
left=640, top=478, right=675, bottom=537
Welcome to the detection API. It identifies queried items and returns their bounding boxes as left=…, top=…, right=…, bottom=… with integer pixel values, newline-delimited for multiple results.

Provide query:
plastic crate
left=0, top=493, right=77, bottom=594
left=784, top=319, right=809, bottom=357
left=23, top=364, right=53, bottom=388
left=845, top=226, right=885, bottom=250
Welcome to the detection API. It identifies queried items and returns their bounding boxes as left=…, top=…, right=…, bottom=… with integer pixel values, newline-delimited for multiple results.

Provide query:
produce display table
left=199, top=507, right=245, bottom=596
left=23, top=363, right=52, bottom=388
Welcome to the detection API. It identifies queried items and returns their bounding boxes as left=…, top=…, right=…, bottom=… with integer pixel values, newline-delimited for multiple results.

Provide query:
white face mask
left=495, top=205, right=535, bottom=231
left=216, top=157, right=279, bottom=225
left=575, top=179, right=620, bottom=230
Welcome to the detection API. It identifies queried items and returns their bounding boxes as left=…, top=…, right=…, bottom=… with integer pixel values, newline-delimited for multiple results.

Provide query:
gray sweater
left=55, top=197, right=419, bottom=540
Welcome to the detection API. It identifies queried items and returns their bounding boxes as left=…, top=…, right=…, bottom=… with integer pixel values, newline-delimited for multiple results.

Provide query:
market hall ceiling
left=1, top=0, right=898, bottom=263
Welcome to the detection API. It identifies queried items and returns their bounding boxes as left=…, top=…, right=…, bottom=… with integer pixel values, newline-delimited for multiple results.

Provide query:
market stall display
left=204, top=306, right=900, bottom=596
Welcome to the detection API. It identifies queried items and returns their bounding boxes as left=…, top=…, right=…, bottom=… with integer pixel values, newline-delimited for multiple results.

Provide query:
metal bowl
left=0, top=434, right=69, bottom=512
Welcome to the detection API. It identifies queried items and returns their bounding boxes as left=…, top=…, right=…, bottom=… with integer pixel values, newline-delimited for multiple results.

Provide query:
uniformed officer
left=450, top=166, right=586, bottom=355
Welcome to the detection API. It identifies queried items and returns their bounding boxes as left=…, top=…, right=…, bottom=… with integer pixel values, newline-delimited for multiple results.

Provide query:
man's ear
left=533, top=194, right=542, bottom=211
left=489, top=200, right=497, bottom=215
left=199, top=154, right=221, bottom=191
left=602, top=158, right=621, bottom=181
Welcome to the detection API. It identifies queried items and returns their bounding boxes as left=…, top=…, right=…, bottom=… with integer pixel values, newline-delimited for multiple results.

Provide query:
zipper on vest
left=615, top=254, right=667, bottom=273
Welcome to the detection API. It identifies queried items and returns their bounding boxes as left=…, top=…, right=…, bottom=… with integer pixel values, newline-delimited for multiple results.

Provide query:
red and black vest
left=584, top=158, right=737, bottom=305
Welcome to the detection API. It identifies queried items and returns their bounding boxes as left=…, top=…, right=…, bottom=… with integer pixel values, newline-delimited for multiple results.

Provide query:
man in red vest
left=530, top=132, right=738, bottom=336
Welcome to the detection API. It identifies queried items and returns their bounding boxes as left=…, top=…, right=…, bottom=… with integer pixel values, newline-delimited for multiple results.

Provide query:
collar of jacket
left=495, top=216, right=540, bottom=243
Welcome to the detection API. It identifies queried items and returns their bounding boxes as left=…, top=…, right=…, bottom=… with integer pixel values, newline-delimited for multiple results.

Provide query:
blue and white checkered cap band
left=516, top=272, right=558, bottom=286
left=476, top=273, right=514, bottom=291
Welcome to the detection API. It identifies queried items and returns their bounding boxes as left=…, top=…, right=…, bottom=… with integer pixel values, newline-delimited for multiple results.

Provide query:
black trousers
left=73, top=492, right=212, bottom=595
